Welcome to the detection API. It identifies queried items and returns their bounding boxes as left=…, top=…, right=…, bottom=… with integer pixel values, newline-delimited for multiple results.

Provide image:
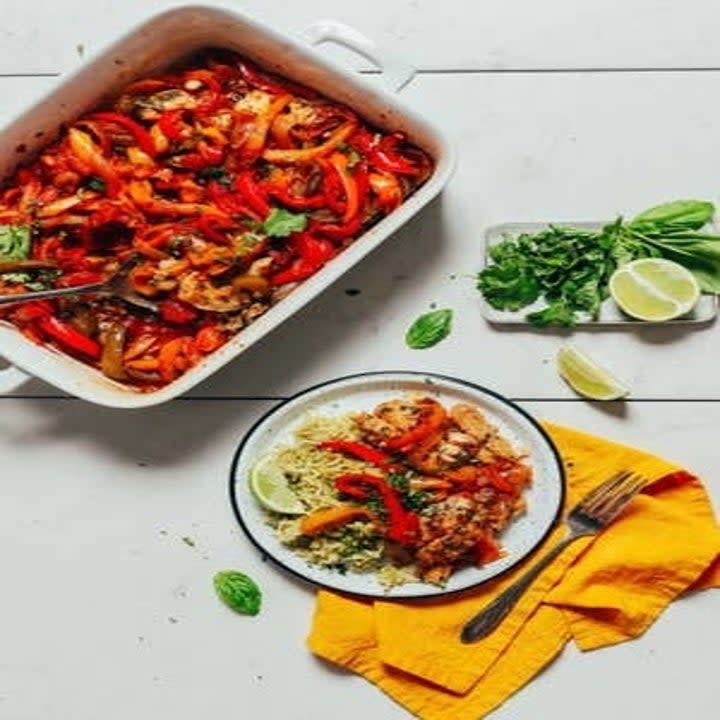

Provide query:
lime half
left=556, top=344, right=629, bottom=401
left=609, top=258, right=700, bottom=322
left=249, top=455, right=305, bottom=515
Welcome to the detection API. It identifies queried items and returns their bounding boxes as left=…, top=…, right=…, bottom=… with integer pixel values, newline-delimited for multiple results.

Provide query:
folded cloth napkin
left=308, top=423, right=720, bottom=720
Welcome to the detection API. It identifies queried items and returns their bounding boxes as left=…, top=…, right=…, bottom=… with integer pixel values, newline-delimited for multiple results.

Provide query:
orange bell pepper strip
left=67, top=128, right=121, bottom=197
left=384, top=398, right=447, bottom=452
left=299, top=505, right=374, bottom=536
left=262, top=121, right=357, bottom=164
left=240, top=93, right=292, bottom=162
left=195, top=325, right=226, bottom=353
left=127, top=180, right=228, bottom=218
left=158, top=337, right=189, bottom=383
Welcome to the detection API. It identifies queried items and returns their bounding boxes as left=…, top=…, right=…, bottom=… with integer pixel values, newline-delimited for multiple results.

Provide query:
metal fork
left=0, top=258, right=158, bottom=312
left=460, top=470, right=646, bottom=643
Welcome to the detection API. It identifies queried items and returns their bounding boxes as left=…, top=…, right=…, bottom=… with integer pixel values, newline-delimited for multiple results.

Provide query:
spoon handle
left=0, top=281, right=106, bottom=306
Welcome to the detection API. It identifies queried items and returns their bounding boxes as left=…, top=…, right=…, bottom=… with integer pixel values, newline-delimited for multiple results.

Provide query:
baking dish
left=0, top=4, right=455, bottom=407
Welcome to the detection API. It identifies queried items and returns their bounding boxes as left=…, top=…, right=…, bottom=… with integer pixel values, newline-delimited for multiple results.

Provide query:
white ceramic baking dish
left=0, top=4, right=455, bottom=407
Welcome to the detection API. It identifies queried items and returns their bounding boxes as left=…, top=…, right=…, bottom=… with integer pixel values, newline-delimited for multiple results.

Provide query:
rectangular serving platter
left=480, top=221, right=718, bottom=327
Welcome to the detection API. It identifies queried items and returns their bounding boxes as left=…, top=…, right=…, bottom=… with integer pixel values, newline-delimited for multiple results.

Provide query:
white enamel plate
left=229, top=372, right=565, bottom=599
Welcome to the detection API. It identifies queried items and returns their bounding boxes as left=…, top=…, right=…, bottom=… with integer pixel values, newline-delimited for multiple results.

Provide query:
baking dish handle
left=298, top=20, right=416, bottom=92
left=0, top=361, right=30, bottom=393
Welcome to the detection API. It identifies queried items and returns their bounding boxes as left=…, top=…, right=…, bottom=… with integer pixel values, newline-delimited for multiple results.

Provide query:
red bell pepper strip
left=88, top=112, right=157, bottom=157
left=317, top=440, right=393, bottom=470
left=383, top=398, right=447, bottom=451
left=334, top=473, right=420, bottom=546
left=346, top=128, right=378, bottom=155
left=293, top=233, right=336, bottom=265
left=190, top=214, right=237, bottom=244
left=269, top=232, right=336, bottom=284
left=206, top=182, right=262, bottom=221
left=12, top=300, right=53, bottom=323
left=237, top=59, right=313, bottom=98
left=56, top=270, right=105, bottom=287
left=234, top=170, right=271, bottom=218
left=369, top=132, right=421, bottom=177
left=37, top=315, right=101, bottom=359
left=158, top=299, right=199, bottom=325
left=475, top=533, right=502, bottom=565
left=310, top=214, right=363, bottom=241
left=269, top=233, right=336, bottom=284
left=266, top=183, right=326, bottom=210
left=157, top=110, right=186, bottom=141
left=173, top=141, right=224, bottom=170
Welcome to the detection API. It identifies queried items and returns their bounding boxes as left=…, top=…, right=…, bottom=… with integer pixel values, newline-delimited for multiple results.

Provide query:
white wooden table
left=0, top=2, right=717, bottom=718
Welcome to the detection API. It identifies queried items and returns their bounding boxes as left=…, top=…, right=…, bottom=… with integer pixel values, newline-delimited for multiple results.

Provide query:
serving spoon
left=0, top=258, right=158, bottom=312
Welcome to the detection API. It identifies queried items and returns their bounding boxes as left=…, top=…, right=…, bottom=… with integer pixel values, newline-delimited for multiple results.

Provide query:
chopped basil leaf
left=262, top=208, right=308, bottom=238
left=0, top=225, right=31, bottom=261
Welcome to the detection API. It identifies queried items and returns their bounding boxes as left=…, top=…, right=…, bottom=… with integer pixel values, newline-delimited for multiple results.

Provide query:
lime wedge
left=556, top=344, right=629, bottom=401
left=609, top=258, right=700, bottom=322
left=249, top=455, right=305, bottom=515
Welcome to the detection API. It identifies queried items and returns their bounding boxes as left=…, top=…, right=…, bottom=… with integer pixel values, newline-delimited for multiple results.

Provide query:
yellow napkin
left=308, top=423, right=720, bottom=720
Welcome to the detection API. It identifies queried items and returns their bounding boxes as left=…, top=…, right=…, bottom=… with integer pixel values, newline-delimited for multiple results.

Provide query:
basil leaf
left=262, top=208, right=308, bottom=238
left=85, top=176, right=107, bottom=193
left=405, top=308, right=453, bottom=349
left=630, top=200, right=714, bottom=232
left=213, top=571, right=262, bottom=616
left=0, top=225, right=31, bottom=261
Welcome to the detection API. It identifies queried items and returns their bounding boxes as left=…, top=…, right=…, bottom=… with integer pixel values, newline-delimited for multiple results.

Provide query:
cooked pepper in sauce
left=0, top=49, right=433, bottom=390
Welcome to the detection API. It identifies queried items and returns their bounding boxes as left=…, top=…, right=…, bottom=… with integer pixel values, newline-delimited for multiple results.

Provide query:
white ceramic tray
left=480, top=222, right=718, bottom=327
left=0, top=6, right=455, bottom=407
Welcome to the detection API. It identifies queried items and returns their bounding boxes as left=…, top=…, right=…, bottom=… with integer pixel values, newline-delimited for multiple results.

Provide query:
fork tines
left=579, top=470, right=646, bottom=521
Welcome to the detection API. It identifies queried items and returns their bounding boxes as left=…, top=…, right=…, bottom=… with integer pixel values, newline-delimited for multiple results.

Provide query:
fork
left=460, top=470, right=646, bottom=643
left=0, top=258, right=158, bottom=312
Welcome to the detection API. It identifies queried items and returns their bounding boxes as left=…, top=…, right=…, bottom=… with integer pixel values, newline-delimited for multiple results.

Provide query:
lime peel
left=609, top=258, right=700, bottom=322
left=249, top=455, right=305, bottom=515
left=556, top=344, right=630, bottom=401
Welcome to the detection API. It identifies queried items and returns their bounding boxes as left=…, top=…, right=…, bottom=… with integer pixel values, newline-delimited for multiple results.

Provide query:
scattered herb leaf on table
left=213, top=571, right=262, bottom=616
left=405, top=308, right=453, bottom=348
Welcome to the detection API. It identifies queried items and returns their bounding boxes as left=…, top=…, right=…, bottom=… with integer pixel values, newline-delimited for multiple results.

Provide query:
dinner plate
left=228, top=372, right=565, bottom=599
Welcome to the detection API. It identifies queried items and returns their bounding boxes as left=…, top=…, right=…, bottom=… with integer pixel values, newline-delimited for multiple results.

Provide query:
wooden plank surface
left=0, top=0, right=719, bottom=73
left=0, top=4, right=718, bottom=720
